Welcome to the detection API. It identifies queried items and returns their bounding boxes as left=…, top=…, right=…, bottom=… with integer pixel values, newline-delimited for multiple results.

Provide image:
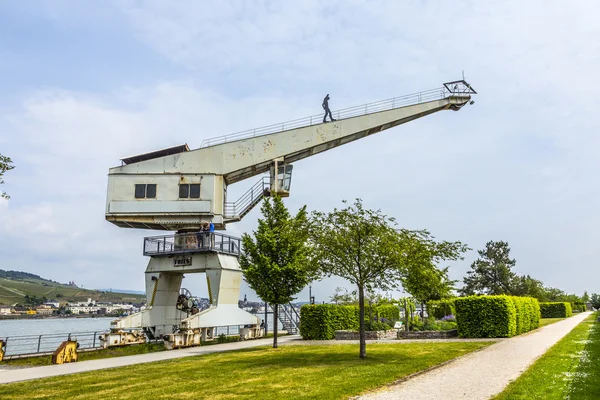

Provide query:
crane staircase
left=224, top=177, right=271, bottom=222
left=278, top=303, right=300, bottom=335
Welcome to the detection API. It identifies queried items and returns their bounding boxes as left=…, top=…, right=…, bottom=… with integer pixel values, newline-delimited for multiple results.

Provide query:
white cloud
left=1, top=0, right=599, bottom=301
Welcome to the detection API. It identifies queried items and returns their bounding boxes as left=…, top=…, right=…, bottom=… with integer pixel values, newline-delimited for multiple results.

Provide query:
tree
left=460, top=241, right=517, bottom=295
left=582, top=291, right=590, bottom=303
left=240, top=195, right=314, bottom=348
left=0, top=153, right=15, bottom=199
left=310, top=199, right=406, bottom=359
left=590, top=293, right=600, bottom=310
left=511, top=275, right=547, bottom=300
left=330, top=287, right=358, bottom=305
left=400, top=230, right=467, bottom=308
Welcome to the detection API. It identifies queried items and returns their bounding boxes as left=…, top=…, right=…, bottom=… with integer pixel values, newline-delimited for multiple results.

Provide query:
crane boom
left=106, top=80, right=475, bottom=230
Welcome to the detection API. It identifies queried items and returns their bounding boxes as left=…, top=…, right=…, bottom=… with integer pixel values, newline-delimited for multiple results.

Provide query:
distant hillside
left=0, top=269, right=145, bottom=306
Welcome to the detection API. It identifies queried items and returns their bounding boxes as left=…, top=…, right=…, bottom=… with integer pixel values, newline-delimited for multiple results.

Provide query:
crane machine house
left=102, top=80, right=476, bottom=350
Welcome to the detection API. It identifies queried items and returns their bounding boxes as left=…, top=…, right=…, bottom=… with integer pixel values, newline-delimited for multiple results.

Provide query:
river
left=0, top=317, right=114, bottom=338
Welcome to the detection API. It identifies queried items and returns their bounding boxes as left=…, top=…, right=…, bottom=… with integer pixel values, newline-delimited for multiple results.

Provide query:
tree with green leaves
left=0, top=153, right=15, bottom=199
left=240, top=195, right=314, bottom=348
left=582, top=291, right=590, bottom=303
left=330, top=287, right=358, bottom=305
left=591, top=293, right=600, bottom=310
left=310, top=199, right=406, bottom=359
left=400, top=230, right=467, bottom=310
left=460, top=241, right=517, bottom=295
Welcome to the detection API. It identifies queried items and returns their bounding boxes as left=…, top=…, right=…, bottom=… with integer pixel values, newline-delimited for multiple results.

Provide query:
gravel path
left=357, top=312, right=591, bottom=400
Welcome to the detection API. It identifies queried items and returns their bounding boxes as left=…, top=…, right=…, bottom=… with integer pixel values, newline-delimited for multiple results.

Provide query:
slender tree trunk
left=404, top=299, right=409, bottom=332
left=358, top=285, right=366, bottom=359
left=273, top=303, right=278, bottom=348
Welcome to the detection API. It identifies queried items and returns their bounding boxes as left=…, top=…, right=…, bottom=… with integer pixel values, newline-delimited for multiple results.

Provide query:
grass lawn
left=5, top=333, right=288, bottom=367
left=0, top=342, right=492, bottom=400
left=4, top=343, right=166, bottom=367
left=494, top=313, right=599, bottom=400
left=538, top=317, right=565, bottom=328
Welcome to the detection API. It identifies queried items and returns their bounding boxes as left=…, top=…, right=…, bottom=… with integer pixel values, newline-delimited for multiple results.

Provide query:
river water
left=0, top=318, right=114, bottom=338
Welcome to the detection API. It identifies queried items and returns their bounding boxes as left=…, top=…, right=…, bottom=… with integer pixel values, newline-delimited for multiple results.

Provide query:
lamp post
left=309, top=285, right=312, bottom=304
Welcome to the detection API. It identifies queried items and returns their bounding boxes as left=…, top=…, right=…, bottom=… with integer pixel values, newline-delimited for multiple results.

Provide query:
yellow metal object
left=0, top=339, right=5, bottom=362
left=206, top=275, right=213, bottom=304
left=52, top=340, right=78, bottom=364
left=150, top=277, right=159, bottom=306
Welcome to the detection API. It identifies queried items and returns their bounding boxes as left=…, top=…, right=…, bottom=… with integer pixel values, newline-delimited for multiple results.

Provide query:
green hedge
left=573, top=302, right=586, bottom=313
left=299, top=304, right=401, bottom=340
left=455, top=295, right=540, bottom=338
left=299, top=304, right=359, bottom=340
left=373, top=304, right=400, bottom=325
left=540, top=302, right=573, bottom=318
left=427, top=299, right=456, bottom=319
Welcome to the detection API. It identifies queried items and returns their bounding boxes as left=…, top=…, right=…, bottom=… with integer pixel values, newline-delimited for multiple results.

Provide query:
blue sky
left=0, top=0, right=598, bottom=302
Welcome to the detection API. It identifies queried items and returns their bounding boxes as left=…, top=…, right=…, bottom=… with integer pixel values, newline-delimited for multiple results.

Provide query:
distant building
left=0, top=305, right=11, bottom=315
left=36, top=305, right=54, bottom=315
left=44, top=301, right=60, bottom=308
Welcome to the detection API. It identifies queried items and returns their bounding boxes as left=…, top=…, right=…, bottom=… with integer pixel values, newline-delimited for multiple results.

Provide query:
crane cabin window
left=179, top=183, right=200, bottom=199
left=134, top=184, right=157, bottom=199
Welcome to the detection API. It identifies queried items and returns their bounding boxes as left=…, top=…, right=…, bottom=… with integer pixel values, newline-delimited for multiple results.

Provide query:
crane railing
left=200, top=85, right=468, bottom=148
left=224, top=177, right=270, bottom=219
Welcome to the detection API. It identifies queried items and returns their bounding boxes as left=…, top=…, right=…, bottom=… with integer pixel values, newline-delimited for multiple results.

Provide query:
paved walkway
left=0, top=335, right=299, bottom=384
left=358, top=312, right=592, bottom=400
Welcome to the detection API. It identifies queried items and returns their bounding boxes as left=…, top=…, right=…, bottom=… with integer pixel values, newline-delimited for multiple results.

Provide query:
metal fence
left=1, top=331, right=104, bottom=358
left=143, top=232, right=242, bottom=257
left=199, top=86, right=466, bottom=148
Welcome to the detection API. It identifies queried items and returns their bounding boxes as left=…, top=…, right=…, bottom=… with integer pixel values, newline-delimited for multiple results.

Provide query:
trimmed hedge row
left=455, top=295, right=541, bottom=338
left=540, top=302, right=573, bottom=318
left=373, top=304, right=401, bottom=325
left=573, top=302, right=586, bottom=313
left=299, top=304, right=401, bottom=340
left=427, top=299, right=456, bottom=319
left=299, top=304, right=359, bottom=340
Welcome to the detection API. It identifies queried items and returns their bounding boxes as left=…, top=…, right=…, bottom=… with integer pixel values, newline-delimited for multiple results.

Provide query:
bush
left=455, top=295, right=540, bottom=338
left=540, top=302, right=573, bottom=318
left=364, top=320, right=391, bottom=331
left=299, top=304, right=359, bottom=340
left=573, top=302, right=586, bottom=313
left=373, top=304, right=400, bottom=325
left=427, top=299, right=456, bottom=319
left=411, top=319, right=457, bottom=332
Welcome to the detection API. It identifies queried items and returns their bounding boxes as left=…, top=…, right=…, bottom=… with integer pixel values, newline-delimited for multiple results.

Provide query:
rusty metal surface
left=51, top=340, right=78, bottom=364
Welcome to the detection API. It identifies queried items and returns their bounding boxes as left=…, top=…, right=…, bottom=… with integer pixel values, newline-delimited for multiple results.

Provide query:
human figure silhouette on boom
left=322, top=94, right=336, bottom=123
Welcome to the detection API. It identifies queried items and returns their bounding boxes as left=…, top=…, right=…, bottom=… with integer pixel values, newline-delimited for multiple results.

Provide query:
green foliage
left=455, top=295, right=540, bottom=338
left=398, top=230, right=468, bottom=303
left=0, top=153, right=14, bottom=199
left=330, top=287, right=358, bottom=305
left=299, top=304, right=359, bottom=339
left=364, top=320, right=392, bottom=331
left=461, top=241, right=517, bottom=296
left=427, top=299, right=456, bottom=319
left=592, top=293, right=600, bottom=310
left=540, top=302, right=573, bottom=318
left=411, top=319, right=457, bottom=331
left=240, top=195, right=314, bottom=348
left=373, top=304, right=400, bottom=325
left=23, top=294, right=47, bottom=306
left=310, top=199, right=405, bottom=357
left=573, top=302, right=586, bottom=312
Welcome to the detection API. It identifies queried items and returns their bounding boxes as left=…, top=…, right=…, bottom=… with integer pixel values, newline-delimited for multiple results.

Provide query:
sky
left=0, top=0, right=599, bottom=303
